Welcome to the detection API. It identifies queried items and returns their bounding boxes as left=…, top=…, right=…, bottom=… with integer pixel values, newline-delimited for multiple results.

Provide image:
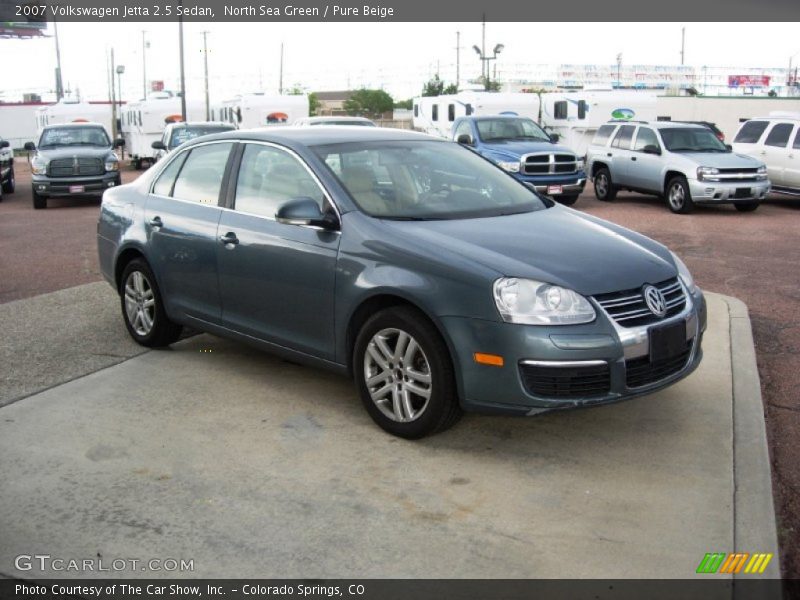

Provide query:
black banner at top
left=2, top=0, right=799, bottom=22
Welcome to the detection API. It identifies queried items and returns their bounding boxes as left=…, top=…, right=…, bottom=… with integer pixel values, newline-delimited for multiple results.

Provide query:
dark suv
left=24, top=122, right=124, bottom=209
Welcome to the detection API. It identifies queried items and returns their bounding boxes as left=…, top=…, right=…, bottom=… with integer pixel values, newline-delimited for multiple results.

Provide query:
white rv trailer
left=121, top=92, right=205, bottom=168
left=34, top=98, right=114, bottom=137
left=211, top=93, right=309, bottom=130
left=412, top=92, right=541, bottom=138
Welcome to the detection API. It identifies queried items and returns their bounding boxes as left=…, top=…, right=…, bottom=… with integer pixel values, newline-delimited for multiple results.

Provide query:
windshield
left=169, top=125, right=235, bottom=149
left=314, top=140, right=548, bottom=220
left=660, top=127, right=728, bottom=152
left=475, top=118, right=551, bottom=142
left=39, top=126, right=110, bottom=149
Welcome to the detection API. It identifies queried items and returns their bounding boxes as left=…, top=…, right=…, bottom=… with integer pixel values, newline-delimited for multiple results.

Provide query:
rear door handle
left=149, top=216, right=163, bottom=228
left=219, top=232, right=239, bottom=245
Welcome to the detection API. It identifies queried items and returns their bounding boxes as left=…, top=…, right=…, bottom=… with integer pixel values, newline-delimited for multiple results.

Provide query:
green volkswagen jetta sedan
left=97, top=127, right=706, bottom=438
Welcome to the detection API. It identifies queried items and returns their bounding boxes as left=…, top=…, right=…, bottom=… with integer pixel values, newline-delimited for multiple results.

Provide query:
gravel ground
left=1, top=159, right=798, bottom=576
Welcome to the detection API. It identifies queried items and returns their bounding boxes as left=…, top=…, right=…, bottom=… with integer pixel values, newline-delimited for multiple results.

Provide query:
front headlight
left=697, top=166, right=720, bottom=182
left=496, top=160, right=520, bottom=173
left=757, top=165, right=767, bottom=180
left=576, top=158, right=585, bottom=170
left=31, top=156, right=48, bottom=175
left=493, top=278, right=596, bottom=325
left=671, top=251, right=697, bottom=294
left=105, top=153, right=119, bottom=172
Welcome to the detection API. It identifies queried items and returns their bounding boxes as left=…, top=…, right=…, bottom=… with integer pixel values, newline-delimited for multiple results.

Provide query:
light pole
left=141, top=31, right=149, bottom=99
left=178, top=2, right=187, bottom=122
left=53, top=19, right=64, bottom=100
left=202, top=31, right=210, bottom=120
left=473, top=43, right=504, bottom=91
left=110, top=48, right=117, bottom=140
left=789, top=49, right=800, bottom=95
left=279, top=42, right=284, bottom=94
left=616, top=53, right=623, bottom=89
left=455, top=31, right=461, bottom=92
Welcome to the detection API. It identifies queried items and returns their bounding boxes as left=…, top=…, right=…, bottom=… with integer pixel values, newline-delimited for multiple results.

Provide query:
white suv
left=732, top=112, right=800, bottom=197
left=586, top=120, right=770, bottom=214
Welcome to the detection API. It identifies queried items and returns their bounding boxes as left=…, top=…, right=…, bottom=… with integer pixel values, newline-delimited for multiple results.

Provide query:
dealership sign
left=728, top=75, right=770, bottom=87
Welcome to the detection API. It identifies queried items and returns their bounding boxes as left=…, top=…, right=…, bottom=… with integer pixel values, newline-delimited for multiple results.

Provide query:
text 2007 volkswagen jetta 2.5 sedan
left=97, top=127, right=706, bottom=438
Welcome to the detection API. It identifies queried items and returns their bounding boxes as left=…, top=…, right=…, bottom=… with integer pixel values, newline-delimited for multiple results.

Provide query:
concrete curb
left=716, top=294, right=780, bottom=592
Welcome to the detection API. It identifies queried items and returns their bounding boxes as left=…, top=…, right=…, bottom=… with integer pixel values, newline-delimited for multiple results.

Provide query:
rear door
left=761, top=122, right=795, bottom=187
left=608, top=124, right=636, bottom=186
left=784, top=126, right=800, bottom=191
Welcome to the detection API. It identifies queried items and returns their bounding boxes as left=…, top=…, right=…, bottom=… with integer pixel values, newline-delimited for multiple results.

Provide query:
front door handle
left=149, top=216, right=163, bottom=228
left=631, top=156, right=637, bottom=161
left=219, top=232, right=239, bottom=245
left=607, top=152, right=613, bottom=157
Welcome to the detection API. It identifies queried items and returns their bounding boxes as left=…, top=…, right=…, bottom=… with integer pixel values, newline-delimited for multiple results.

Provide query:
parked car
left=0, top=137, right=14, bottom=201
left=151, top=121, right=236, bottom=162
left=732, top=113, right=800, bottom=197
left=98, top=127, right=706, bottom=438
left=24, top=122, right=123, bottom=209
left=586, top=120, right=770, bottom=214
left=293, top=116, right=376, bottom=127
left=673, top=121, right=725, bottom=142
left=453, top=115, right=586, bottom=205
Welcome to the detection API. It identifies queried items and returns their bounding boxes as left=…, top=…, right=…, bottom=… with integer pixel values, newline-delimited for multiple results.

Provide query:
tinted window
left=734, top=121, right=769, bottom=144
left=633, top=127, right=659, bottom=152
left=432, top=105, right=439, bottom=122
left=764, top=123, right=793, bottom=148
left=611, top=125, right=635, bottom=149
left=794, top=128, right=800, bottom=150
left=448, top=104, right=455, bottom=122
left=152, top=151, right=188, bottom=197
left=172, top=142, right=233, bottom=205
left=593, top=124, right=617, bottom=146
left=235, top=144, right=325, bottom=217
left=554, top=101, right=568, bottom=120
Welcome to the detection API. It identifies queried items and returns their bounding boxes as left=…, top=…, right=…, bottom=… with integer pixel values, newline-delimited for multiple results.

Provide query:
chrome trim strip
left=520, top=359, right=608, bottom=368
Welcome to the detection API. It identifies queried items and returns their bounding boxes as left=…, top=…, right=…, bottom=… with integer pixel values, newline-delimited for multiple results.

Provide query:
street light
left=473, top=42, right=504, bottom=90
left=116, top=64, right=125, bottom=105
left=142, top=31, right=150, bottom=99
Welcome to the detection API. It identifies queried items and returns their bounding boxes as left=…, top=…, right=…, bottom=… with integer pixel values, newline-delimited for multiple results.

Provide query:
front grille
left=520, top=362, right=611, bottom=398
left=49, top=157, right=104, bottom=177
left=711, top=168, right=761, bottom=184
left=625, top=341, right=692, bottom=388
left=522, top=153, right=579, bottom=176
left=593, top=277, right=686, bottom=328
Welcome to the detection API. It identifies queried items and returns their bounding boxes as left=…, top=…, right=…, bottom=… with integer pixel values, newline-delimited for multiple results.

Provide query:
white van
left=732, top=112, right=800, bottom=196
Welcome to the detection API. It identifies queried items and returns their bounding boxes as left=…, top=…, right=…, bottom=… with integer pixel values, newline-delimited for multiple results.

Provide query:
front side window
left=660, top=127, right=727, bottom=152
left=171, top=142, right=233, bottom=205
left=734, top=120, right=769, bottom=144
left=234, top=144, right=326, bottom=218
left=475, top=118, right=551, bottom=142
left=313, top=140, right=548, bottom=220
left=633, top=127, right=660, bottom=152
left=152, top=151, right=188, bottom=196
left=39, top=126, right=110, bottom=148
left=764, top=123, right=794, bottom=148
left=611, top=125, right=635, bottom=149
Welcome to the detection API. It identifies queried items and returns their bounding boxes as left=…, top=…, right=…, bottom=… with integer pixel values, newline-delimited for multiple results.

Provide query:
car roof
left=603, top=120, right=706, bottom=130
left=188, top=126, right=441, bottom=147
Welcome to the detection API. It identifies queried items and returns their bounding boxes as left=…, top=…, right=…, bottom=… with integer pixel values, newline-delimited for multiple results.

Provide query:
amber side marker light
left=473, top=352, right=504, bottom=367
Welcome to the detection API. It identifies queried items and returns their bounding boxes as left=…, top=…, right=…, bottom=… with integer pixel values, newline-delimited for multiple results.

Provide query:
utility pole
left=110, top=48, right=117, bottom=139
left=680, top=26, right=685, bottom=65
left=279, top=42, right=284, bottom=94
left=616, top=53, right=622, bottom=89
left=455, top=31, right=461, bottom=92
left=178, top=2, right=187, bottom=121
left=481, top=14, right=486, bottom=84
left=202, top=31, right=210, bottom=120
left=142, top=31, right=148, bottom=99
left=53, top=19, right=64, bottom=100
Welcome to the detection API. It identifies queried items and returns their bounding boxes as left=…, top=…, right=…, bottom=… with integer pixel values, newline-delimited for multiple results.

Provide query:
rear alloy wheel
left=354, top=307, right=461, bottom=438
left=2, top=167, right=14, bottom=194
left=120, top=258, right=182, bottom=347
left=666, top=175, right=695, bottom=214
left=32, top=188, right=47, bottom=209
left=593, top=168, right=617, bottom=202
left=734, top=201, right=760, bottom=212
left=557, top=194, right=579, bottom=206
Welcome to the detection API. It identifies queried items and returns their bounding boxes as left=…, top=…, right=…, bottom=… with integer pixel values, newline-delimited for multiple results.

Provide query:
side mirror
left=0, top=140, right=9, bottom=149
left=276, top=197, right=337, bottom=229
left=151, top=140, right=166, bottom=150
left=24, top=142, right=36, bottom=151
left=725, top=144, right=732, bottom=151
left=114, top=138, right=125, bottom=148
left=456, top=134, right=473, bottom=146
left=643, top=145, right=661, bottom=155
left=549, top=133, right=560, bottom=143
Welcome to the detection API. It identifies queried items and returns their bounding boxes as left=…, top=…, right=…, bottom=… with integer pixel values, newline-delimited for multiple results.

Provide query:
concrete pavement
left=0, top=286, right=779, bottom=581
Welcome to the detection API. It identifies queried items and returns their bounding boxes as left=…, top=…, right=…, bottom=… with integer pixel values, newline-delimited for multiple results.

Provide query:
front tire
left=734, top=201, right=760, bottom=212
left=2, top=167, right=14, bottom=194
left=353, top=307, right=462, bottom=439
left=593, top=167, right=617, bottom=202
left=119, top=258, right=182, bottom=347
left=32, top=188, right=46, bottom=209
left=666, top=175, right=695, bottom=214
left=557, top=194, right=579, bottom=206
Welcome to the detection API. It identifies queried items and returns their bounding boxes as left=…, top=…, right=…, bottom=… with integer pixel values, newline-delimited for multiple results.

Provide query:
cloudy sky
left=2, top=22, right=799, bottom=103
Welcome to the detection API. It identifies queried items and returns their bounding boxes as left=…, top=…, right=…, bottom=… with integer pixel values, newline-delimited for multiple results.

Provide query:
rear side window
left=633, top=127, right=659, bottom=152
left=794, top=129, right=800, bottom=150
left=611, top=125, right=635, bottom=149
left=734, top=121, right=769, bottom=144
left=764, top=123, right=794, bottom=148
left=554, top=101, right=568, bottom=120
left=593, top=124, right=616, bottom=146
left=172, top=142, right=233, bottom=205
left=152, top=151, right=188, bottom=196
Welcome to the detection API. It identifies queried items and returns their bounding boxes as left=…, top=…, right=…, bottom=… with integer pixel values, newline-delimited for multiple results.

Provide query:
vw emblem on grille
left=643, top=285, right=667, bottom=317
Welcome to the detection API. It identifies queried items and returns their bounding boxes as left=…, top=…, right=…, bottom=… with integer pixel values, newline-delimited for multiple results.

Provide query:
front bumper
left=32, top=172, right=121, bottom=197
left=441, top=286, right=707, bottom=415
left=688, top=178, right=770, bottom=204
left=511, top=172, right=587, bottom=196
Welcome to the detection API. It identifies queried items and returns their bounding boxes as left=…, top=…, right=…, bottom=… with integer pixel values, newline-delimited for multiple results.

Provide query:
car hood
left=379, top=206, right=676, bottom=296
left=36, top=146, right=114, bottom=160
left=479, top=140, right=574, bottom=160
left=675, top=151, right=763, bottom=168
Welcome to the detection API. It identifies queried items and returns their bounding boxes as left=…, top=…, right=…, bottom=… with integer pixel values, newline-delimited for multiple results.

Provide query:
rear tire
left=734, top=201, right=760, bottom=212
left=2, top=167, right=14, bottom=194
left=557, top=194, right=579, bottom=206
left=353, top=306, right=462, bottom=439
left=32, top=188, right=46, bottom=209
left=119, top=258, right=182, bottom=347
left=665, top=175, right=694, bottom=214
left=593, top=167, right=617, bottom=202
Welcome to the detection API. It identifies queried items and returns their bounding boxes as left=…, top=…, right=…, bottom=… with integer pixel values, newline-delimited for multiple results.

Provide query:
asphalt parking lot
left=0, top=159, right=797, bottom=577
